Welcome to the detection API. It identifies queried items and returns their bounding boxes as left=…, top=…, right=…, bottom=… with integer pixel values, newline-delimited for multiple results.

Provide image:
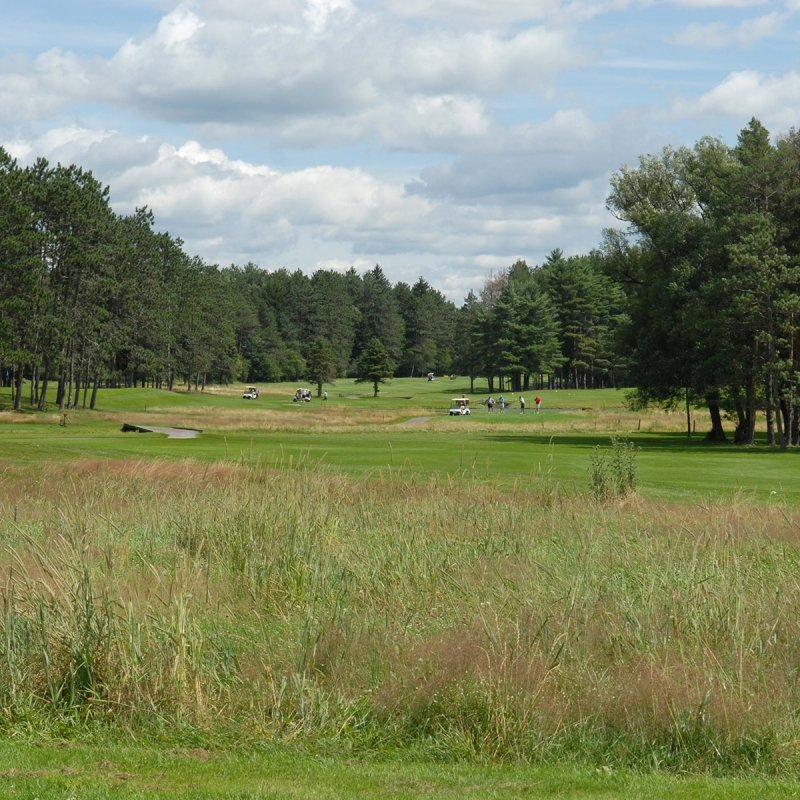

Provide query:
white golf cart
left=449, top=397, right=471, bottom=416
left=242, top=387, right=259, bottom=399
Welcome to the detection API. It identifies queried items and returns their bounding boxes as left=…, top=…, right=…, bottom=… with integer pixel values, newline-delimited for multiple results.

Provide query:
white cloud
left=389, top=0, right=559, bottom=16
left=409, top=110, right=625, bottom=201
left=312, top=257, right=375, bottom=273
left=54, top=3, right=586, bottom=151
left=34, top=127, right=117, bottom=162
left=673, top=11, right=788, bottom=47
left=155, top=4, right=205, bottom=46
left=303, top=0, right=356, bottom=34
left=382, top=0, right=633, bottom=26
left=669, top=0, right=770, bottom=7
left=676, top=70, right=800, bottom=131
left=31, top=129, right=434, bottom=259
left=398, top=27, right=582, bottom=94
left=0, top=50, right=96, bottom=125
left=278, top=93, right=491, bottom=150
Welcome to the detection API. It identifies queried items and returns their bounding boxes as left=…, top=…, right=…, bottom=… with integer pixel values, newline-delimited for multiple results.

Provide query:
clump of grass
left=589, top=436, right=638, bottom=501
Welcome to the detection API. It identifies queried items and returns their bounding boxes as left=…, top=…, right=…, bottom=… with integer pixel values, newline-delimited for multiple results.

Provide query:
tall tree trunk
left=167, top=334, right=173, bottom=391
left=66, top=351, right=75, bottom=410
left=685, top=387, right=692, bottom=438
left=30, top=364, right=39, bottom=406
left=744, top=382, right=757, bottom=445
left=56, top=369, right=66, bottom=409
left=706, top=393, right=727, bottom=442
left=90, top=372, right=100, bottom=410
left=776, top=393, right=789, bottom=450
left=13, top=364, right=23, bottom=411
left=766, top=375, right=775, bottom=446
left=82, top=365, right=90, bottom=408
left=38, top=357, right=51, bottom=411
left=743, top=340, right=759, bottom=445
left=733, top=396, right=748, bottom=444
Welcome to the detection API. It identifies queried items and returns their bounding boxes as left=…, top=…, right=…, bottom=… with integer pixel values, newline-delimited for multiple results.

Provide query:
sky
left=2, top=0, right=800, bottom=303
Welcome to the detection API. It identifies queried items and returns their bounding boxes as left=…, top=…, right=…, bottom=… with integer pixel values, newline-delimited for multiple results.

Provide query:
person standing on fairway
left=534, top=395, right=542, bottom=413
left=519, top=396, right=526, bottom=413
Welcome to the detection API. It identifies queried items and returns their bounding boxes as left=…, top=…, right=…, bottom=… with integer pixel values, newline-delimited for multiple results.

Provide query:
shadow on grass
left=484, top=430, right=800, bottom=456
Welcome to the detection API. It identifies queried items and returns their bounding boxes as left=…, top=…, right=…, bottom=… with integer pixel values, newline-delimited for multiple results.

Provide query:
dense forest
left=2, top=119, right=799, bottom=444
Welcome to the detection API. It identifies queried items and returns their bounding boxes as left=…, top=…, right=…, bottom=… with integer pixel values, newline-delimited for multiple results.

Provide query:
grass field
left=1, top=379, right=797, bottom=504
left=1, top=379, right=800, bottom=797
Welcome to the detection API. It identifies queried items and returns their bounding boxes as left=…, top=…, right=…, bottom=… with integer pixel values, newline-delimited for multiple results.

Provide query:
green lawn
left=0, top=742, right=797, bottom=799
left=0, top=379, right=629, bottom=413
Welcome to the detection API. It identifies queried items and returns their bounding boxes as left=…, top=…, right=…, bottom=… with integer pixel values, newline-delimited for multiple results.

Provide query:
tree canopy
left=606, top=118, right=800, bottom=445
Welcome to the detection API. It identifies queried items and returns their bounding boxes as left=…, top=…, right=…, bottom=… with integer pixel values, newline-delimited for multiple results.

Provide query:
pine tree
left=306, top=337, right=337, bottom=397
left=354, top=337, right=394, bottom=397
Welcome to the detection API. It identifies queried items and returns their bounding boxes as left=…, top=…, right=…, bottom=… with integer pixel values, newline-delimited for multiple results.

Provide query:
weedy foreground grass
left=2, top=458, right=800, bottom=774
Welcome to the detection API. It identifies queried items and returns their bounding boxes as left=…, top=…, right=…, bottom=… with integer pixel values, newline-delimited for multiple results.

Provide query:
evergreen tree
left=306, top=337, right=337, bottom=397
left=0, top=151, right=46, bottom=408
left=492, top=267, right=563, bottom=391
left=308, top=269, right=359, bottom=375
left=354, top=337, right=394, bottom=397
left=453, top=291, right=484, bottom=392
left=354, top=265, right=403, bottom=365
left=396, top=277, right=457, bottom=377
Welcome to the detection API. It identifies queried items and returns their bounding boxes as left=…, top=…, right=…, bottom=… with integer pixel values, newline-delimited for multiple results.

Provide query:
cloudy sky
left=3, top=0, right=799, bottom=301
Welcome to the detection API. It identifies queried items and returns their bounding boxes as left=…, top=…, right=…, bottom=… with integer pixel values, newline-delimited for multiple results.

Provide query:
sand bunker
left=121, top=423, right=201, bottom=439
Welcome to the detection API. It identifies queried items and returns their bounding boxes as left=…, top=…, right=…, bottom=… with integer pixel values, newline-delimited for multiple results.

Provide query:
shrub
left=589, top=436, right=638, bottom=501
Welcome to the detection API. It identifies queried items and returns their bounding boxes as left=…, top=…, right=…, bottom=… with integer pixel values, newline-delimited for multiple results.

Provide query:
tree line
left=606, top=118, right=800, bottom=446
left=0, top=150, right=625, bottom=410
left=2, top=118, right=799, bottom=444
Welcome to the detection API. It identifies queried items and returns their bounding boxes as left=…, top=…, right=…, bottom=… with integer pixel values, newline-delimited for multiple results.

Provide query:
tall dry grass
left=84, top=400, right=709, bottom=435
left=1, top=458, right=799, bottom=769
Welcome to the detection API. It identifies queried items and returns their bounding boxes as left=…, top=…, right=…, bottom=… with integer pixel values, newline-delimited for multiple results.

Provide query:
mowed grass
left=0, top=741, right=795, bottom=799
left=5, top=428, right=794, bottom=503
left=1, top=380, right=797, bottom=504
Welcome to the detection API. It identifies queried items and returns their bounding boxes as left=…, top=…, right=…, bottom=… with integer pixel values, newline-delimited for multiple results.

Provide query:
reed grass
left=1, top=458, right=799, bottom=771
